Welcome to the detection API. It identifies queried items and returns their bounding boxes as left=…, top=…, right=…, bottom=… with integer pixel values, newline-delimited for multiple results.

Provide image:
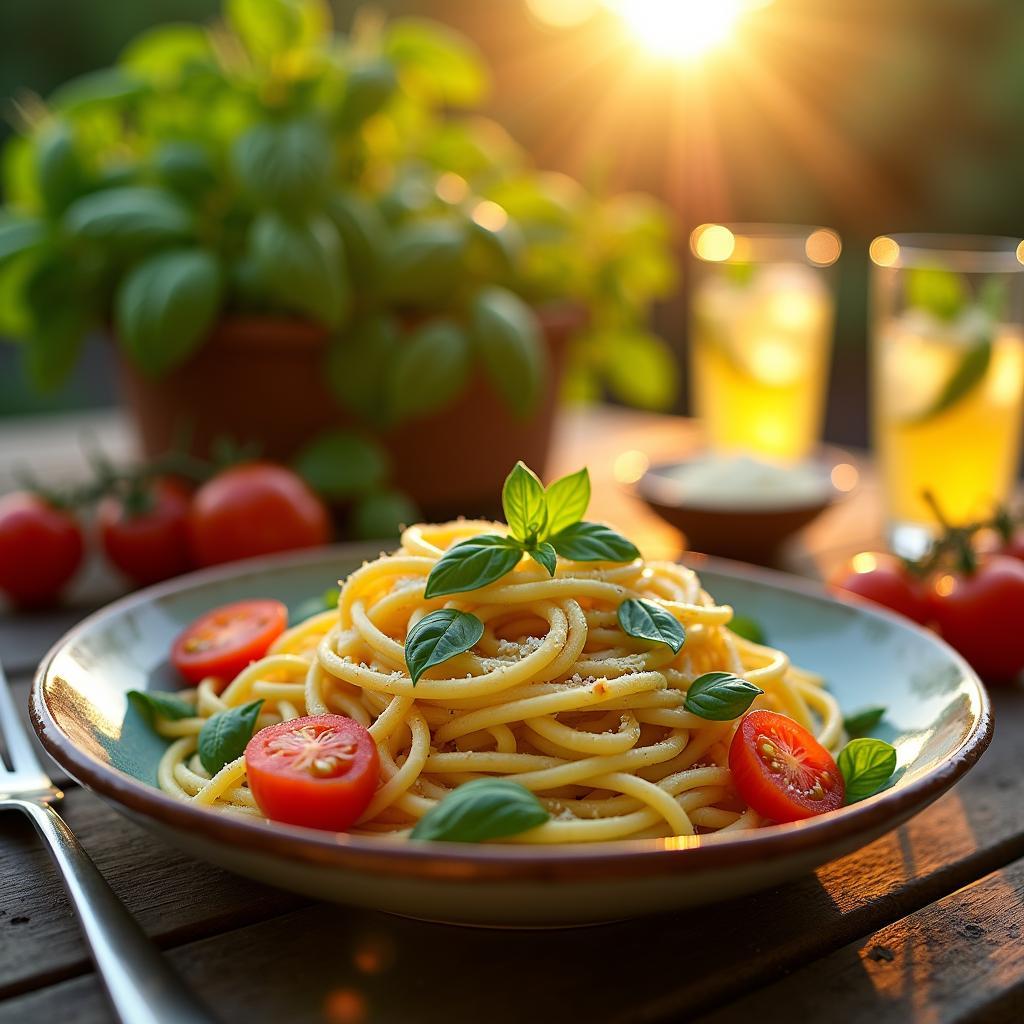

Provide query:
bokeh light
left=869, top=236, right=901, bottom=267
left=691, top=224, right=736, bottom=262
left=805, top=229, right=842, bottom=267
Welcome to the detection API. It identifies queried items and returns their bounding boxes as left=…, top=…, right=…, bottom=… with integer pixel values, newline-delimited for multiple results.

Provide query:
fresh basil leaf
left=0, top=216, right=46, bottom=270
left=36, top=122, right=89, bottom=217
left=405, top=609, right=484, bottom=686
left=411, top=779, right=549, bottom=842
left=198, top=699, right=264, bottom=776
left=155, top=141, right=217, bottom=198
left=325, top=192, right=391, bottom=293
left=838, top=737, right=897, bottom=803
left=327, top=314, right=400, bottom=425
left=424, top=535, right=523, bottom=598
left=383, top=219, right=465, bottom=305
left=387, top=319, right=471, bottom=423
left=906, top=265, right=967, bottom=322
left=127, top=689, right=194, bottom=726
left=550, top=521, right=640, bottom=563
left=843, top=706, right=886, bottom=738
left=63, top=186, right=194, bottom=249
left=470, top=286, right=545, bottom=419
left=502, top=461, right=547, bottom=542
left=335, top=59, right=397, bottom=129
left=684, top=672, right=763, bottom=721
left=292, top=588, right=340, bottom=623
left=49, top=67, right=148, bottom=114
left=384, top=17, right=488, bottom=108
left=115, top=248, right=222, bottom=377
left=23, top=255, right=87, bottom=392
left=912, top=339, right=991, bottom=422
left=292, top=430, right=388, bottom=500
left=227, top=0, right=326, bottom=61
left=543, top=467, right=590, bottom=537
left=249, top=210, right=348, bottom=327
left=729, top=615, right=766, bottom=645
left=617, top=598, right=686, bottom=654
left=119, top=23, right=213, bottom=85
left=351, top=490, right=419, bottom=541
left=528, top=541, right=557, bottom=577
left=232, top=117, right=333, bottom=212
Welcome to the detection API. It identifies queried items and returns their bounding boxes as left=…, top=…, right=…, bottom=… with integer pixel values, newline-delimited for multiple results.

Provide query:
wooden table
left=1, top=408, right=1022, bottom=1024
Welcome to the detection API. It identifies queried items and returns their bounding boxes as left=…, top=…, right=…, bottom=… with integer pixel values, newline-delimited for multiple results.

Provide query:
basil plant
left=0, top=0, right=676, bottom=420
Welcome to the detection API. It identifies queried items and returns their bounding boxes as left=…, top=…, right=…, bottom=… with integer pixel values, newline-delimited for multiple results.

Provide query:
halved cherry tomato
left=729, top=710, right=844, bottom=823
left=245, top=714, right=380, bottom=831
left=171, top=599, right=287, bottom=684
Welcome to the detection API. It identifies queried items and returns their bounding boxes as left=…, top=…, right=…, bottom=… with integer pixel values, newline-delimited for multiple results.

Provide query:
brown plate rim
left=30, top=544, right=992, bottom=884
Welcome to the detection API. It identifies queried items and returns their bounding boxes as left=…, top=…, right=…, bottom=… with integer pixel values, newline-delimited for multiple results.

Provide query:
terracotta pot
left=118, top=306, right=581, bottom=519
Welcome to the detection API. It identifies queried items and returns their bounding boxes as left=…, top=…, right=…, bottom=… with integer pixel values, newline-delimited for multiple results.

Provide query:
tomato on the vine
left=926, top=554, right=1024, bottom=682
left=171, top=599, right=288, bottom=684
left=188, top=463, right=330, bottom=567
left=98, top=479, right=192, bottom=586
left=830, top=552, right=930, bottom=624
left=0, top=492, right=83, bottom=607
left=729, top=710, right=844, bottom=823
left=245, top=714, right=380, bottom=831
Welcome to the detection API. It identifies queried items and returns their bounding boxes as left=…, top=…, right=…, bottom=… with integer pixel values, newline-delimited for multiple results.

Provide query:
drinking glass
left=688, top=223, right=840, bottom=463
left=870, top=234, right=1024, bottom=555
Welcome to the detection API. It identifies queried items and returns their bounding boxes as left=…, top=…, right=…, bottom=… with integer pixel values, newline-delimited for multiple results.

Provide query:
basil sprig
left=127, top=689, right=194, bottom=725
left=405, top=608, right=484, bottom=685
left=843, top=705, right=886, bottom=738
left=684, top=672, right=763, bottom=721
left=411, top=778, right=550, bottom=842
left=617, top=598, right=686, bottom=654
left=728, top=614, right=766, bottom=645
left=198, top=699, right=264, bottom=775
left=424, top=461, right=640, bottom=598
left=838, top=737, right=897, bottom=803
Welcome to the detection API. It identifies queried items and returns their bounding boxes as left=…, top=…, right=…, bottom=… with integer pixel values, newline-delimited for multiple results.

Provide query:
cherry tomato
left=171, top=599, right=288, bottom=684
left=98, top=479, right=192, bottom=587
left=729, top=710, right=844, bottom=823
left=188, top=462, right=330, bottom=567
left=926, top=555, right=1024, bottom=682
left=0, top=492, right=83, bottom=608
left=245, top=714, right=380, bottom=831
left=830, top=552, right=930, bottom=624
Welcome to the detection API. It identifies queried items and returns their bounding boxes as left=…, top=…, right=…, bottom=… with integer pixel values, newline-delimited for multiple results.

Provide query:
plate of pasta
left=32, top=463, right=991, bottom=925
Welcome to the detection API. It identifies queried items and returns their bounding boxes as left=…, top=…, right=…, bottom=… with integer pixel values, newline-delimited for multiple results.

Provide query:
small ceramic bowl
left=31, top=545, right=989, bottom=927
left=635, top=448, right=856, bottom=563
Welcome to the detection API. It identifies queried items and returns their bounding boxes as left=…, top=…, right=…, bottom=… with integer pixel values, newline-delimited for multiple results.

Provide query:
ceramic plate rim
left=30, top=544, right=992, bottom=883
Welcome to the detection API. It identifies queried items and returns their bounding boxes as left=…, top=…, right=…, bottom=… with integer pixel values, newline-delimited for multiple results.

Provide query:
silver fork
left=0, top=660, right=217, bottom=1023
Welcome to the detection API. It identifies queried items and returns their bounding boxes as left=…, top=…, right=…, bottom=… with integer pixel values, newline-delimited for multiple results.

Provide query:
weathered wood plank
left=697, top=857, right=1024, bottom=1024
left=2, top=689, right=1021, bottom=1024
left=0, top=787, right=306, bottom=999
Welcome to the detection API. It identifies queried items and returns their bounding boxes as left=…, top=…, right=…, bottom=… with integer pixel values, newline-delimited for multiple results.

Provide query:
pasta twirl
left=156, top=519, right=843, bottom=841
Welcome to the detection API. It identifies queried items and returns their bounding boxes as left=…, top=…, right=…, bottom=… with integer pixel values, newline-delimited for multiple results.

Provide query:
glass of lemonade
left=689, top=223, right=841, bottom=463
left=871, top=234, right=1024, bottom=555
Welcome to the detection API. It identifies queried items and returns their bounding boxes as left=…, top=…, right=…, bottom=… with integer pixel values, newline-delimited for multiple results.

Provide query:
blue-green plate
left=31, top=546, right=991, bottom=926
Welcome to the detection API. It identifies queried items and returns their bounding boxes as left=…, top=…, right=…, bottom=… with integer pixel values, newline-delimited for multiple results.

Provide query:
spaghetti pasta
left=154, top=518, right=844, bottom=842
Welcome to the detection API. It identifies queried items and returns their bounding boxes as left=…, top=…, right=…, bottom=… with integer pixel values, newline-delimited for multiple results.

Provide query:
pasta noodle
left=156, top=519, right=843, bottom=841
